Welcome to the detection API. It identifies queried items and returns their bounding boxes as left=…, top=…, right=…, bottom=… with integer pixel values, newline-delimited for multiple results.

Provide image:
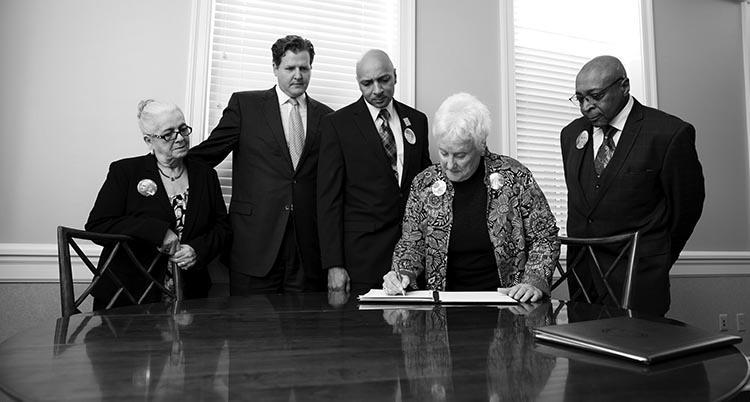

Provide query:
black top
left=446, top=160, right=500, bottom=291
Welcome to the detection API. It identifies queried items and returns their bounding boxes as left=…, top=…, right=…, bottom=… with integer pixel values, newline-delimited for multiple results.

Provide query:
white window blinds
left=511, top=0, right=653, bottom=236
left=204, top=0, right=405, bottom=204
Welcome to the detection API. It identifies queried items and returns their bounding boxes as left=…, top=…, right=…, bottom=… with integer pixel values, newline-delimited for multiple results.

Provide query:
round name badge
left=576, top=130, right=589, bottom=149
left=404, top=128, right=416, bottom=145
left=137, top=179, right=157, bottom=197
left=431, top=180, right=446, bottom=196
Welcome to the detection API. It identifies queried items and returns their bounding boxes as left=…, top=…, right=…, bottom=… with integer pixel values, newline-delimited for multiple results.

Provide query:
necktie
left=287, top=97, right=305, bottom=169
left=377, top=108, right=397, bottom=173
left=594, top=125, right=617, bottom=176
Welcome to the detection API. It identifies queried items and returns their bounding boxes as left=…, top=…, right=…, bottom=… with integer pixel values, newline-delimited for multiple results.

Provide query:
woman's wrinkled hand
left=497, top=283, right=544, bottom=303
left=170, top=244, right=196, bottom=270
left=382, top=271, right=410, bottom=295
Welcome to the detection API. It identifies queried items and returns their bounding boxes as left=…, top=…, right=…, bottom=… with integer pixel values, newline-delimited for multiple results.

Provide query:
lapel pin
left=431, top=180, right=447, bottom=196
left=404, top=128, right=416, bottom=145
left=402, top=117, right=411, bottom=127
left=137, top=179, right=157, bottom=197
left=576, top=130, right=589, bottom=150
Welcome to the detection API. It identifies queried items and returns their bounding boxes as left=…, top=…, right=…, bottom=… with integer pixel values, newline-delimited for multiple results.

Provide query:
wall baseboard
left=1, top=244, right=749, bottom=283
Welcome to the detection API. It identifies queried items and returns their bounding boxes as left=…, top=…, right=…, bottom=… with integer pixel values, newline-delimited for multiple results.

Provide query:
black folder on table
left=533, top=316, right=741, bottom=364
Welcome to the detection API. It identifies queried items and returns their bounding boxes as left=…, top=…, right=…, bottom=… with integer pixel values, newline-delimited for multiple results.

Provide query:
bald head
left=577, top=55, right=627, bottom=84
left=574, top=55, right=630, bottom=127
left=356, top=49, right=397, bottom=108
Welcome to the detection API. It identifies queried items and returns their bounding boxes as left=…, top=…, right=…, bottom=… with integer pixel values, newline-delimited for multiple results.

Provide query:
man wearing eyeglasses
left=189, top=35, right=333, bottom=295
left=560, top=55, right=704, bottom=316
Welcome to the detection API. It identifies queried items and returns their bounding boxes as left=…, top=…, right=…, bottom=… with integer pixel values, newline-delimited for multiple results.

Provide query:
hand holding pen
left=382, top=270, right=410, bottom=295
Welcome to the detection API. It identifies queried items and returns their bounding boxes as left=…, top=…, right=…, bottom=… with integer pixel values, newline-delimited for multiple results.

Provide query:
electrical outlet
left=737, top=313, right=746, bottom=332
left=719, top=314, right=728, bottom=331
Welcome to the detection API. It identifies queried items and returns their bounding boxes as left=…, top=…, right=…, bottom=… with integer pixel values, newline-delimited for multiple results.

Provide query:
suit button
left=595, top=184, right=601, bottom=189
left=284, top=204, right=294, bottom=211
left=293, top=179, right=297, bottom=184
left=587, top=218, right=593, bottom=224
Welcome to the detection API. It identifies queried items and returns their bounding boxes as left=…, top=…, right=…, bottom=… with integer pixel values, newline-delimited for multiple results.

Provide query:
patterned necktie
left=594, top=125, right=617, bottom=176
left=377, top=108, right=397, bottom=173
left=287, top=97, right=305, bottom=169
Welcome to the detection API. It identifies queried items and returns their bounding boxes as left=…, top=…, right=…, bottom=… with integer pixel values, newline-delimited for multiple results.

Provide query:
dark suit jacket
left=317, top=97, right=431, bottom=290
left=560, top=99, right=704, bottom=315
left=85, top=154, right=230, bottom=307
left=189, top=87, right=333, bottom=290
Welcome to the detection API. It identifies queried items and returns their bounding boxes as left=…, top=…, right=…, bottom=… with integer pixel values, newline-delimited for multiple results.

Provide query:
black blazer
left=560, top=99, right=704, bottom=315
left=189, top=87, right=333, bottom=290
left=86, top=154, right=230, bottom=306
left=317, top=97, right=431, bottom=290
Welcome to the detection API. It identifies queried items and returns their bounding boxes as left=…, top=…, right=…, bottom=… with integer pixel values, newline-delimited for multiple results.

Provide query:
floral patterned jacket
left=391, top=150, right=560, bottom=294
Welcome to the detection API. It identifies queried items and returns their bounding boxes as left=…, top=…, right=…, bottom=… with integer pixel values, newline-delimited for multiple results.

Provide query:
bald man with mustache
left=317, top=49, right=432, bottom=294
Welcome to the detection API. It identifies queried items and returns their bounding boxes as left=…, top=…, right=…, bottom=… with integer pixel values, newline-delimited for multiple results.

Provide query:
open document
left=358, top=289, right=518, bottom=304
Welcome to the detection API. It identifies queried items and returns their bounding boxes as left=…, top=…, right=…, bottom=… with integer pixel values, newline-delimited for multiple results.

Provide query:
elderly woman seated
left=382, top=93, right=560, bottom=302
left=85, top=100, right=231, bottom=310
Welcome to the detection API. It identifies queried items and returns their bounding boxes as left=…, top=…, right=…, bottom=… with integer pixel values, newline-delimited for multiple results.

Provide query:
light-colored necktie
left=377, top=108, right=397, bottom=174
left=594, top=125, right=617, bottom=176
left=287, top=97, right=305, bottom=169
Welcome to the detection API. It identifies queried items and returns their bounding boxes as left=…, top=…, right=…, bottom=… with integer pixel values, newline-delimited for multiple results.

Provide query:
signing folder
left=533, top=316, right=741, bottom=364
left=357, top=289, right=518, bottom=304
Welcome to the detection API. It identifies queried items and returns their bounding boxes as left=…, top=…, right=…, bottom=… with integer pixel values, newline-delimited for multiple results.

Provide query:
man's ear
left=393, top=69, right=397, bottom=84
left=272, top=63, right=279, bottom=77
left=621, top=77, right=630, bottom=96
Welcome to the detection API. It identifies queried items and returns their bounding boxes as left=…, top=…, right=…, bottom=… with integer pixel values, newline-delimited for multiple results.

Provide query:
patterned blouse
left=391, top=150, right=560, bottom=294
left=170, top=189, right=189, bottom=240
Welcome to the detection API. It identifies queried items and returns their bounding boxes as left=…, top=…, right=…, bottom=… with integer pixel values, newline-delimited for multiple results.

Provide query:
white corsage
left=431, top=180, right=447, bottom=196
left=489, top=173, right=502, bottom=190
left=137, top=179, right=157, bottom=197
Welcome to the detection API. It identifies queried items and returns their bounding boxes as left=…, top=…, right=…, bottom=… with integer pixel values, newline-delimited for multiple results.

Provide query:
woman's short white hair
left=432, top=92, right=491, bottom=150
left=137, top=99, right=182, bottom=136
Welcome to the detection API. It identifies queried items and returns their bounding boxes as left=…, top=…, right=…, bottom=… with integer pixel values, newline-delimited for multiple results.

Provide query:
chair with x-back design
left=57, top=226, right=182, bottom=317
left=551, top=232, right=639, bottom=310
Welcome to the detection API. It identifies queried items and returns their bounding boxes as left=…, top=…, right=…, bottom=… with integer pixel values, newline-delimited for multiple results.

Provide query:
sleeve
left=85, top=162, right=170, bottom=246
left=661, top=123, right=705, bottom=265
left=390, top=179, right=427, bottom=288
left=316, top=115, right=346, bottom=270
left=185, top=168, right=232, bottom=267
left=419, top=114, right=432, bottom=170
left=188, top=93, right=242, bottom=167
left=517, top=171, right=561, bottom=295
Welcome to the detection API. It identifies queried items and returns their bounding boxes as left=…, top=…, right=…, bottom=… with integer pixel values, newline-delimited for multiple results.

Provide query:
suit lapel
left=262, top=87, right=294, bottom=171
left=297, top=95, right=322, bottom=171
left=353, top=97, right=392, bottom=171
left=587, top=100, right=645, bottom=212
left=181, top=158, right=205, bottom=238
left=570, top=123, right=593, bottom=211
left=145, top=154, right=176, bottom=224
left=393, top=100, right=417, bottom=186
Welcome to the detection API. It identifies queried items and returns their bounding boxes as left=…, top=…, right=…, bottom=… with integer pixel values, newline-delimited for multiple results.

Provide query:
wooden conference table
left=0, top=293, right=747, bottom=401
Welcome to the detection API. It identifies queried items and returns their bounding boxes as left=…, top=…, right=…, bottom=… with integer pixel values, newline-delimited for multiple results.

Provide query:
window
left=187, top=0, right=415, bottom=204
left=503, top=0, right=656, bottom=235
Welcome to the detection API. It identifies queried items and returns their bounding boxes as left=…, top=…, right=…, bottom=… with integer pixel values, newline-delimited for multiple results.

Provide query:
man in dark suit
left=190, top=35, right=333, bottom=294
left=560, top=55, right=705, bottom=316
left=317, top=49, right=432, bottom=294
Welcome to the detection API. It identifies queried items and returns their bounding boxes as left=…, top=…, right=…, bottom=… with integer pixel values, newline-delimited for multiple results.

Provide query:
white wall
left=0, top=0, right=192, bottom=244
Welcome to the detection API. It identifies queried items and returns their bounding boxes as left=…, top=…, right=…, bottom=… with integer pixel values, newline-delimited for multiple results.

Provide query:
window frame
left=498, top=0, right=658, bottom=236
left=184, top=0, right=416, bottom=143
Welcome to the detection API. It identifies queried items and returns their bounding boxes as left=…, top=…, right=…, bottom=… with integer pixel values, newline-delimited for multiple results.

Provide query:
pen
left=395, top=271, right=406, bottom=296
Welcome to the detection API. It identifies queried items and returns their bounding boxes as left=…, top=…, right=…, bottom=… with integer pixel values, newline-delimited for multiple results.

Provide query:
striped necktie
left=594, top=125, right=617, bottom=176
left=377, top=108, right=397, bottom=173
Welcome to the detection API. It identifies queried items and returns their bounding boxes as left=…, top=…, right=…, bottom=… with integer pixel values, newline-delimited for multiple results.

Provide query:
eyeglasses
left=569, top=77, right=624, bottom=106
left=147, top=125, right=192, bottom=142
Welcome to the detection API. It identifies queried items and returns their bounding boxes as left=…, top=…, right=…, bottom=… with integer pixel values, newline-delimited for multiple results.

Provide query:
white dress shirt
left=364, top=100, right=405, bottom=185
left=276, top=85, right=308, bottom=139
left=592, top=95, right=634, bottom=159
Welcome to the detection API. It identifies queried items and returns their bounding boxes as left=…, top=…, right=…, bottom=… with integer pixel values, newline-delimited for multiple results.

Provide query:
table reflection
left=384, top=303, right=555, bottom=401
left=0, top=295, right=745, bottom=401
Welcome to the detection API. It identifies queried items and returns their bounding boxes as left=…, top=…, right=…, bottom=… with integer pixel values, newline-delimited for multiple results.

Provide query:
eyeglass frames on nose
left=148, top=125, right=192, bottom=142
left=569, top=77, right=624, bottom=107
